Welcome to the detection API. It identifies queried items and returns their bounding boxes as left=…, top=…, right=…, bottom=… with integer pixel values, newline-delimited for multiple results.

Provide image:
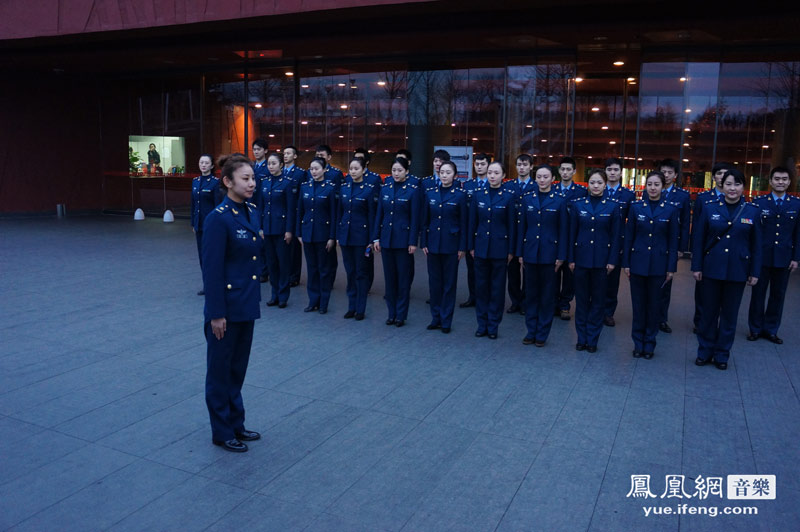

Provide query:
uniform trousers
left=523, top=263, right=558, bottom=341
left=659, top=278, right=673, bottom=324
left=204, top=320, right=254, bottom=442
left=475, top=257, right=507, bottom=334
left=304, top=241, right=334, bottom=309
left=289, top=238, right=303, bottom=284
left=327, top=244, right=339, bottom=288
left=556, top=265, right=576, bottom=312
left=697, top=278, right=746, bottom=363
left=693, top=280, right=703, bottom=330
left=195, top=230, right=204, bottom=266
left=263, top=234, right=291, bottom=304
left=366, top=253, right=375, bottom=292
left=507, top=258, right=525, bottom=308
left=341, top=245, right=370, bottom=314
left=574, top=266, right=609, bottom=347
left=464, top=253, right=476, bottom=303
left=630, top=274, right=664, bottom=353
left=604, top=261, right=622, bottom=318
left=382, top=248, right=414, bottom=321
left=748, top=266, right=791, bottom=336
left=427, top=253, right=459, bottom=328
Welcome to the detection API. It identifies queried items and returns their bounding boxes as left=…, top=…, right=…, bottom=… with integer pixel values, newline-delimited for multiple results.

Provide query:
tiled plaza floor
left=1, top=216, right=798, bottom=531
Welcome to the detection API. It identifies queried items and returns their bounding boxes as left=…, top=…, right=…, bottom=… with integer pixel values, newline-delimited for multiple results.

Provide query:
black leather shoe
left=212, top=439, right=248, bottom=452
left=534, top=340, right=545, bottom=348
left=714, top=361, right=728, bottom=370
left=522, top=336, right=536, bottom=345
left=260, top=275, right=269, bottom=283
left=603, top=316, right=615, bottom=327
left=441, top=327, right=451, bottom=334
left=395, top=320, right=405, bottom=327
left=659, top=322, right=672, bottom=333
left=278, top=302, right=287, bottom=309
left=576, top=343, right=586, bottom=351
left=427, top=323, right=441, bottom=330
left=762, top=332, right=784, bottom=344
left=266, top=299, right=279, bottom=307
left=344, top=310, right=356, bottom=319
left=355, top=313, right=365, bottom=321
left=459, top=299, right=475, bottom=308
left=747, top=332, right=759, bottom=341
left=560, top=310, right=571, bottom=321
left=319, top=308, right=327, bottom=314
left=507, top=304, right=520, bottom=314
left=488, top=333, right=498, bottom=339
left=235, top=430, right=261, bottom=441
left=475, top=330, right=488, bottom=337
left=197, top=290, right=205, bottom=296
left=289, top=280, right=300, bottom=287
left=632, top=350, right=643, bottom=358
left=304, top=305, right=319, bottom=312
left=386, top=318, right=396, bottom=325
left=642, top=351, right=654, bottom=359
left=586, top=346, right=597, bottom=353
left=692, top=327, right=698, bottom=334
left=695, top=357, right=708, bottom=366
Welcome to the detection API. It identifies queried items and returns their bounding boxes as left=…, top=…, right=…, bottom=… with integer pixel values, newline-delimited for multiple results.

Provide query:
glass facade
left=115, top=59, right=800, bottom=214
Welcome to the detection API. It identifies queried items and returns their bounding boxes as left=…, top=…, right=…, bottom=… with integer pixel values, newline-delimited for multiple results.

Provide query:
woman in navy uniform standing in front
left=622, top=171, right=679, bottom=359
left=372, top=157, right=421, bottom=327
left=469, top=161, right=516, bottom=339
left=260, top=152, right=296, bottom=309
left=297, top=157, right=337, bottom=314
left=421, top=161, right=468, bottom=333
left=201, top=154, right=262, bottom=453
left=692, top=168, right=762, bottom=370
left=517, top=164, right=568, bottom=347
left=568, top=169, right=621, bottom=352
left=191, top=153, right=222, bottom=295
left=337, top=157, right=378, bottom=321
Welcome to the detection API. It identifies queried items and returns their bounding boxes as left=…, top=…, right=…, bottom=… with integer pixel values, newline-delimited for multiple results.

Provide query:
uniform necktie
left=777, top=198, right=783, bottom=208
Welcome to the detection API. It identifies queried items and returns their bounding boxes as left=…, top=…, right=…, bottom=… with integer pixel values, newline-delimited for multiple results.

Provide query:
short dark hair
left=395, top=149, right=412, bottom=161
left=218, top=154, right=252, bottom=186
left=645, top=170, right=665, bottom=187
left=516, top=153, right=534, bottom=165
left=534, top=164, right=554, bottom=177
left=433, top=149, right=451, bottom=161
left=712, top=161, right=733, bottom=174
left=488, top=161, right=506, bottom=174
left=474, top=153, right=490, bottom=162
left=316, top=144, right=333, bottom=156
left=284, top=145, right=299, bottom=155
left=349, top=156, right=366, bottom=170
left=252, top=138, right=268, bottom=150
left=309, top=157, right=327, bottom=170
left=439, top=161, right=458, bottom=176
left=199, top=153, right=215, bottom=169
left=392, top=157, right=411, bottom=171
left=722, top=168, right=745, bottom=186
left=353, top=147, right=371, bottom=163
left=659, top=159, right=679, bottom=173
left=267, top=152, right=283, bottom=165
left=559, top=157, right=576, bottom=169
left=588, top=169, right=608, bottom=183
left=769, top=166, right=793, bottom=181
left=604, top=157, right=622, bottom=168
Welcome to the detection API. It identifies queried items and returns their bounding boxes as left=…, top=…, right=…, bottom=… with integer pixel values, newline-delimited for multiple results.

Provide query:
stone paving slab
left=1, top=216, right=798, bottom=531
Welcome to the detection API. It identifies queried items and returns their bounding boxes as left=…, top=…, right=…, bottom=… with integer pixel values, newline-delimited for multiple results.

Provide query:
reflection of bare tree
left=380, top=71, right=407, bottom=125
left=758, top=62, right=800, bottom=174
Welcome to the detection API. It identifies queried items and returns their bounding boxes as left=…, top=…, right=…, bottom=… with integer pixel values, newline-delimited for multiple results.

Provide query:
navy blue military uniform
left=191, top=174, right=222, bottom=266
left=622, top=198, right=679, bottom=355
left=555, top=181, right=588, bottom=314
left=201, top=197, right=262, bottom=443
left=284, top=164, right=306, bottom=285
left=568, top=196, right=621, bottom=349
left=297, top=179, right=337, bottom=311
left=260, top=171, right=297, bottom=306
left=747, top=193, right=799, bottom=339
left=516, top=189, right=568, bottom=343
left=505, top=178, right=538, bottom=313
left=469, top=185, right=517, bottom=336
left=603, top=184, right=636, bottom=322
left=421, top=184, right=468, bottom=330
left=337, top=179, right=378, bottom=316
left=460, top=178, right=488, bottom=305
left=324, top=165, right=344, bottom=288
left=659, top=185, right=691, bottom=326
left=373, top=179, right=421, bottom=323
left=691, top=189, right=725, bottom=330
left=692, top=198, right=762, bottom=364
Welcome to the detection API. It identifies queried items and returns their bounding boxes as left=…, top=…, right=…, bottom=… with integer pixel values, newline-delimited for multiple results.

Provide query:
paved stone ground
left=1, top=215, right=799, bottom=532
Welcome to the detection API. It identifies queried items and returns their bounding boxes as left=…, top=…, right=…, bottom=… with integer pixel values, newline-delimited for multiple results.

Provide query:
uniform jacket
left=605, top=184, right=636, bottom=252
left=420, top=185, right=468, bottom=254
left=468, top=186, right=517, bottom=259
left=504, top=178, right=537, bottom=198
left=691, top=199, right=763, bottom=282
left=622, top=199, right=679, bottom=276
left=568, top=196, right=622, bottom=268
left=754, top=194, right=800, bottom=268
left=516, top=190, right=568, bottom=264
left=662, top=185, right=691, bottom=252
left=191, top=175, right=222, bottom=231
left=556, top=181, right=588, bottom=202
left=283, top=164, right=307, bottom=185
left=372, top=180, right=421, bottom=248
left=260, top=172, right=297, bottom=236
left=201, top=197, right=263, bottom=322
left=337, top=180, right=378, bottom=247
left=251, top=159, right=270, bottom=208
left=324, top=165, right=345, bottom=190
left=297, top=179, right=337, bottom=242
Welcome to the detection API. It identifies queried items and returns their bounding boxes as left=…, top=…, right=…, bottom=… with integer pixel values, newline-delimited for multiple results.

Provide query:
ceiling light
left=591, top=107, right=600, bottom=112
left=613, top=61, right=625, bottom=66
left=285, top=71, right=294, bottom=77
left=679, top=77, right=687, bottom=82
left=340, top=104, right=348, bottom=109
left=609, top=141, right=616, bottom=145
left=601, top=126, right=609, bottom=130
left=254, top=103, right=262, bottom=108
left=575, top=77, right=583, bottom=82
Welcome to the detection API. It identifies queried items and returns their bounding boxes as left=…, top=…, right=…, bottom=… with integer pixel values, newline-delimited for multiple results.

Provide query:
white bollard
left=134, top=208, right=145, bottom=220
left=163, top=210, right=175, bottom=223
